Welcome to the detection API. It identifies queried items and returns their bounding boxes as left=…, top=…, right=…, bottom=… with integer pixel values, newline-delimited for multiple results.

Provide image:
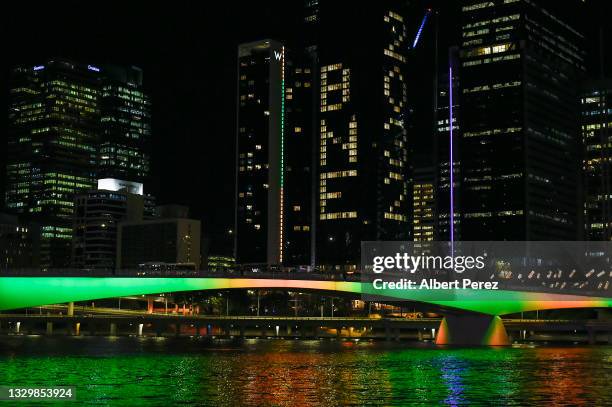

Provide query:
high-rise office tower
left=315, top=1, right=411, bottom=270
left=412, top=162, right=436, bottom=242
left=284, top=51, right=316, bottom=267
left=7, top=60, right=100, bottom=268
left=6, top=59, right=151, bottom=268
left=457, top=0, right=585, bottom=240
left=235, top=40, right=287, bottom=267
left=235, top=40, right=316, bottom=269
left=581, top=79, right=612, bottom=240
left=98, top=66, right=151, bottom=184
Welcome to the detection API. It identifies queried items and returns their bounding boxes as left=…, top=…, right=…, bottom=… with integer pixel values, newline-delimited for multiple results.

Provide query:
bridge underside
left=1, top=277, right=610, bottom=316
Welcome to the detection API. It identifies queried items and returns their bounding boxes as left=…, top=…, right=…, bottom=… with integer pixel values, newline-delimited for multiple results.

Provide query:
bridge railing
left=0, top=268, right=363, bottom=282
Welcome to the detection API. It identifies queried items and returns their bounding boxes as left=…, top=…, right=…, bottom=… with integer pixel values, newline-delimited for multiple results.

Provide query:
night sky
left=1, top=0, right=610, bottom=253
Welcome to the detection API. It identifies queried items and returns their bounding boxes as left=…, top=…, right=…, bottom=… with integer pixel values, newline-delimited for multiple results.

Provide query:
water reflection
left=440, top=356, right=466, bottom=406
left=0, top=337, right=610, bottom=406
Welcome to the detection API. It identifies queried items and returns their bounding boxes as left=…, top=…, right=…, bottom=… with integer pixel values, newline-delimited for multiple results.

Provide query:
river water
left=0, top=337, right=611, bottom=406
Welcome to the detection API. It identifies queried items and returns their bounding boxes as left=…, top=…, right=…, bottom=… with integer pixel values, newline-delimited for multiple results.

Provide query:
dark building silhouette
left=582, top=79, right=612, bottom=240
left=456, top=0, right=585, bottom=240
left=315, top=0, right=411, bottom=270
left=235, top=40, right=285, bottom=268
left=117, top=208, right=201, bottom=271
left=0, top=213, right=40, bottom=271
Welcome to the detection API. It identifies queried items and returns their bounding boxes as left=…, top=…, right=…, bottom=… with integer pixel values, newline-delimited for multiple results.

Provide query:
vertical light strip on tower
left=279, top=46, right=285, bottom=264
left=449, top=65, right=455, bottom=256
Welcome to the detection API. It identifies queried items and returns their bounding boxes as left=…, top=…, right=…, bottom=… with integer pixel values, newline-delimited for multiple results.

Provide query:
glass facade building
left=6, top=59, right=151, bottom=268
left=7, top=60, right=100, bottom=268
left=582, top=79, right=612, bottom=240
left=98, top=66, right=151, bottom=184
left=457, top=0, right=585, bottom=240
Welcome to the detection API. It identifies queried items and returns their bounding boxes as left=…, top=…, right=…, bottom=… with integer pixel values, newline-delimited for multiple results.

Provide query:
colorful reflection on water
left=0, top=337, right=611, bottom=406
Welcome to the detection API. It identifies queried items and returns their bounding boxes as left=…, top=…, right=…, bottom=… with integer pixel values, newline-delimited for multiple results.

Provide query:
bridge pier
left=109, top=322, right=117, bottom=337
left=46, top=321, right=53, bottom=336
left=588, top=329, right=596, bottom=345
left=435, top=315, right=510, bottom=346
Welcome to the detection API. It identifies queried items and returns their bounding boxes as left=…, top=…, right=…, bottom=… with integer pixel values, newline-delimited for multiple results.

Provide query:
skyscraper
left=581, top=79, right=612, bottom=240
left=7, top=60, right=100, bottom=268
left=235, top=40, right=286, bottom=267
left=284, top=51, right=316, bottom=267
left=98, top=66, right=151, bottom=184
left=412, top=162, right=436, bottom=242
left=457, top=0, right=585, bottom=240
left=6, top=58, right=151, bottom=268
left=315, top=1, right=411, bottom=270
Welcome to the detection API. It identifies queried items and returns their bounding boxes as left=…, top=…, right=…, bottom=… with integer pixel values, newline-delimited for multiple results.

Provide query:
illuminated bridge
left=1, top=273, right=611, bottom=345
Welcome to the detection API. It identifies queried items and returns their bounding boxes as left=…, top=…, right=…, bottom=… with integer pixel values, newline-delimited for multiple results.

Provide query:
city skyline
left=1, top=0, right=612, bottom=264
left=1, top=3, right=612, bottom=405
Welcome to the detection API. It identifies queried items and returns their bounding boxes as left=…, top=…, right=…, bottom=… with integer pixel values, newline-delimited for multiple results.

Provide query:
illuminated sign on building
left=97, top=178, right=143, bottom=195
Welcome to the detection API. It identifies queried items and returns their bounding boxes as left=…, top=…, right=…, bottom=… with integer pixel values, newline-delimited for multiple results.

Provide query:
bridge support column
left=46, top=322, right=53, bottom=336
left=147, top=299, right=154, bottom=314
left=587, top=329, right=596, bottom=345
left=435, top=315, right=509, bottom=346
left=109, top=322, right=117, bottom=337
left=67, top=302, right=74, bottom=317
left=286, top=325, right=292, bottom=337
